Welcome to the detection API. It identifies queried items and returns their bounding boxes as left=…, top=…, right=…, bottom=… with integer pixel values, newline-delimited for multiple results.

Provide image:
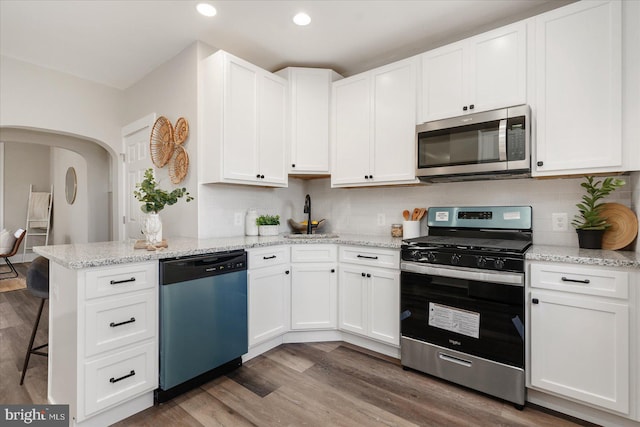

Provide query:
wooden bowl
left=287, top=218, right=326, bottom=234
left=600, top=203, right=638, bottom=250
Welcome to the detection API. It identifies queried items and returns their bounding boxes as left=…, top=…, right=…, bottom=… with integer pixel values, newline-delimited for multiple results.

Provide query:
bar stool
left=20, top=256, right=49, bottom=385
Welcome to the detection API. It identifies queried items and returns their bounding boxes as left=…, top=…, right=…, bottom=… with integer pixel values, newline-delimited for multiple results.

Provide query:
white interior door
left=122, top=114, right=156, bottom=240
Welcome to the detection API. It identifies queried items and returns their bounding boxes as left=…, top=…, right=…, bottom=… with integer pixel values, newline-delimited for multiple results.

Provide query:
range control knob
left=409, top=250, right=422, bottom=261
left=494, top=258, right=505, bottom=269
left=476, top=256, right=487, bottom=268
left=424, top=251, right=437, bottom=262
left=451, top=254, right=461, bottom=265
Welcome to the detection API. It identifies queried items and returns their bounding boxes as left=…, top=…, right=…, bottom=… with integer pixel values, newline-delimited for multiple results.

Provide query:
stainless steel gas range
left=400, top=206, right=532, bottom=407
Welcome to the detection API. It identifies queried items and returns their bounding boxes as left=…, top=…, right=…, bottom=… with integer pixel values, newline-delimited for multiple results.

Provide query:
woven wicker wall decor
left=149, top=116, right=190, bottom=184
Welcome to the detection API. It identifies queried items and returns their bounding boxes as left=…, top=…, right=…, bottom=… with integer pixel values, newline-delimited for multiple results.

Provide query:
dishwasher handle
left=160, top=250, right=247, bottom=285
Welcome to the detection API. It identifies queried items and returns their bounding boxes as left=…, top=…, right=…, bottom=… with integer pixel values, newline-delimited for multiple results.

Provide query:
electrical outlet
left=377, top=213, right=385, bottom=226
left=552, top=213, right=568, bottom=231
left=234, top=212, right=243, bottom=226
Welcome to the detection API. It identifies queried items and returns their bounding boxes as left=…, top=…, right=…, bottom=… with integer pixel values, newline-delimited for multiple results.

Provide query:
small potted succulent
left=256, top=214, right=280, bottom=236
left=572, top=175, right=625, bottom=249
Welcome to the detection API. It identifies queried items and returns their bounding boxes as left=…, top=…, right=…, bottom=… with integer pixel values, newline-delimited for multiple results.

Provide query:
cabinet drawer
left=248, top=246, right=290, bottom=269
left=339, top=246, right=400, bottom=269
left=530, top=263, right=629, bottom=299
left=291, top=244, right=337, bottom=262
left=84, top=290, right=156, bottom=357
left=83, top=341, right=157, bottom=418
left=85, top=262, right=157, bottom=300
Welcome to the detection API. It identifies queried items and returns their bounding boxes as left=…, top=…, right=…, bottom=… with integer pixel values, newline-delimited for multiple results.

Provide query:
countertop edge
left=526, top=245, right=640, bottom=269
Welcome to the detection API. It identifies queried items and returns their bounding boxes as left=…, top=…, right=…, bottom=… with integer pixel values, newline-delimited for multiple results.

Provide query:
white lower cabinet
left=247, top=247, right=291, bottom=347
left=528, top=262, right=636, bottom=419
left=338, top=246, right=400, bottom=346
left=291, top=245, right=338, bottom=330
left=48, top=261, right=158, bottom=425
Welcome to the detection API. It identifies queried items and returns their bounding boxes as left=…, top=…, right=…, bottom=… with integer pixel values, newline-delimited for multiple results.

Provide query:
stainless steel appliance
left=400, top=206, right=532, bottom=407
left=416, top=105, right=530, bottom=182
left=156, top=251, right=248, bottom=403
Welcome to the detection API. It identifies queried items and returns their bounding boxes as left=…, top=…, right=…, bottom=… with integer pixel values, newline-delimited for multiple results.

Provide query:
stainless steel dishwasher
left=156, top=250, right=247, bottom=403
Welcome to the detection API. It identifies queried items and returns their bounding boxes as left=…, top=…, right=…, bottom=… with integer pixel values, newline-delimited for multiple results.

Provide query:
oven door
left=400, top=263, right=524, bottom=368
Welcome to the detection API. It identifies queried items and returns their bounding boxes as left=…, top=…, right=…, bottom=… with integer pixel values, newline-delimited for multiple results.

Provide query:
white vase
left=258, top=225, right=279, bottom=236
left=245, top=209, right=258, bottom=236
left=144, top=212, right=162, bottom=244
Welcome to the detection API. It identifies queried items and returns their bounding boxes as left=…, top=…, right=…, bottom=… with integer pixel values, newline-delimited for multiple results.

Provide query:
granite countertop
left=527, top=245, right=640, bottom=269
left=34, top=233, right=403, bottom=269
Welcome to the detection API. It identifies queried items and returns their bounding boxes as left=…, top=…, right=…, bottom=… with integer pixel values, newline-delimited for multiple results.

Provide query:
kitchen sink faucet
left=304, top=194, right=312, bottom=234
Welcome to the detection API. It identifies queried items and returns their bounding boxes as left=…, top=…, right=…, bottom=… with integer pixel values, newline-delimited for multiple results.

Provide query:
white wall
left=123, top=42, right=209, bottom=239
left=307, top=175, right=635, bottom=248
left=50, top=148, right=89, bottom=244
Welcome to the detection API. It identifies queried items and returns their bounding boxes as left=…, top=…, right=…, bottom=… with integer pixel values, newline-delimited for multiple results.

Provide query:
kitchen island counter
left=527, top=245, right=640, bottom=269
left=34, top=233, right=403, bottom=269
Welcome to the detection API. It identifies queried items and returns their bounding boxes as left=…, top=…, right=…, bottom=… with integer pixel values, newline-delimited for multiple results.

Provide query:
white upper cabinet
left=199, top=50, right=287, bottom=187
left=420, top=21, right=527, bottom=123
left=533, top=0, right=623, bottom=176
left=276, top=68, right=343, bottom=175
left=331, top=57, right=418, bottom=187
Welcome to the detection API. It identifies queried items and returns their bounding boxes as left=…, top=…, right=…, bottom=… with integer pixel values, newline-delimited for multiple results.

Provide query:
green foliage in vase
left=256, top=214, right=280, bottom=226
left=133, top=168, right=193, bottom=213
left=572, top=175, right=625, bottom=230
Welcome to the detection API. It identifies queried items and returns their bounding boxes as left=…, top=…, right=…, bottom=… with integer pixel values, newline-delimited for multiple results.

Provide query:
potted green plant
left=256, top=214, right=280, bottom=236
left=133, top=168, right=193, bottom=243
left=572, top=175, right=625, bottom=249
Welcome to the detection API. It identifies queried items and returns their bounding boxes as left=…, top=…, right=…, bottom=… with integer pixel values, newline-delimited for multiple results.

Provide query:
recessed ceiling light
left=293, top=12, right=311, bottom=26
left=196, top=3, right=217, bottom=17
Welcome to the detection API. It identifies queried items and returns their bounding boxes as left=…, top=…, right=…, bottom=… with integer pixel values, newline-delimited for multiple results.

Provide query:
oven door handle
left=439, top=352, right=472, bottom=368
left=401, top=262, right=524, bottom=286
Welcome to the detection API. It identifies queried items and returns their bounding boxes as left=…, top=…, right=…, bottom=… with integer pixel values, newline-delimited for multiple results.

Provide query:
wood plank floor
left=1, top=264, right=595, bottom=426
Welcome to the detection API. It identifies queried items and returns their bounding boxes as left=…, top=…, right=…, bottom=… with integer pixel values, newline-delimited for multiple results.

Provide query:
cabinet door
left=470, top=21, right=527, bottom=113
left=258, top=72, right=287, bottom=185
left=370, top=58, right=418, bottom=184
left=338, top=265, right=367, bottom=335
left=290, top=69, right=333, bottom=173
left=534, top=0, right=622, bottom=175
left=420, top=41, right=466, bottom=122
left=368, top=268, right=400, bottom=345
left=331, top=75, right=371, bottom=186
left=530, top=291, right=629, bottom=413
left=248, top=265, right=290, bottom=346
left=223, top=56, right=259, bottom=182
left=291, top=263, right=337, bottom=330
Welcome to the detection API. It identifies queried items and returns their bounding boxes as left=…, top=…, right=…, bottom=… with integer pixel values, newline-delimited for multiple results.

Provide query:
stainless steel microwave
left=416, top=105, right=530, bottom=182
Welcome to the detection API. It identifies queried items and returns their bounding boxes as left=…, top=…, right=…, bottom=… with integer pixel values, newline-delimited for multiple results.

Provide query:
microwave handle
left=498, top=119, right=507, bottom=161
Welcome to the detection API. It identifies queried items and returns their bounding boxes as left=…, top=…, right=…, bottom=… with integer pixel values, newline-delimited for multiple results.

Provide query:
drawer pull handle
left=263, top=255, right=277, bottom=260
left=110, top=370, right=135, bottom=384
left=357, top=255, right=378, bottom=260
left=110, top=277, right=136, bottom=285
left=561, top=276, right=590, bottom=284
left=110, top=317, right=136, bottom=328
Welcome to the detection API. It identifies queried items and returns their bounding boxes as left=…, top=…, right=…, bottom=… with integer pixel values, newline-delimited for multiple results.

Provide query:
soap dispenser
left=245, top=208, right=258, bottom=236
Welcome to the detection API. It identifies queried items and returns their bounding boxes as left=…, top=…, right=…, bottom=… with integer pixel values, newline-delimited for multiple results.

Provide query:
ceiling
left=0, top=0, right=572, bottom=90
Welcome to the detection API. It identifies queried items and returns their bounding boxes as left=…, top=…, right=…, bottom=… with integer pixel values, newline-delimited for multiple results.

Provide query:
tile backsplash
left=197, top=174, right=637, bottom=251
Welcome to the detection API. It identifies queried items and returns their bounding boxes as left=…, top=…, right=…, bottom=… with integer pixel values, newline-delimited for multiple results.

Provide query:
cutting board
left=600, top=203, right=638, bottom=250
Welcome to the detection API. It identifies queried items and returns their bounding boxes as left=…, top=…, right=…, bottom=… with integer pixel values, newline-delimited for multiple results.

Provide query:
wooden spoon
left=417, top=208, right=427, bottom=221
left=412, top=208, right=420, bottom=221
left=402, top=210, right=410, bottom=220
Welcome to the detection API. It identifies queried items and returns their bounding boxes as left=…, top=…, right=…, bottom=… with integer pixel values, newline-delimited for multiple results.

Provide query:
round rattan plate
left=169, top=145, right=189, bottom=184
left=174, top=117, right=189, bottom=145
left=600, top=203, right=638, bottom=250
left=150, top=116, right=175, bottom=167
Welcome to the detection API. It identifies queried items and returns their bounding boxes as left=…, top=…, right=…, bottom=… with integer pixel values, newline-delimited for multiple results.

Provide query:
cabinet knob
left=368, top=175, right=373, bottom=179
left=469, top=104, right=474, bottom=110
left=292, top=164, right=296, bottom=168
left=537, top=161, right=544, bottom=167
left=285, top=270, right=290, bottom=275
left=260, top=174, right=265, bottom=179
left=361, top=272, right=366, bottom=277
left=364, top=175, right=368, bottom=179
left=331, top=269, right=335, bottom=273
left=366, top=273, right=371, bottom=278
left=256, top=174, right=261, bottom=178
left=463, top=106, right=468, bottom=111
left=532, top=298, right=539, bottom=304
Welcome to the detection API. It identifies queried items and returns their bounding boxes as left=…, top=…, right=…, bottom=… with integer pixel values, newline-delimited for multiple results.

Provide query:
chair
left=0, top=230, right=26, bottom=279
left=20, top=256, right=49, bottom=385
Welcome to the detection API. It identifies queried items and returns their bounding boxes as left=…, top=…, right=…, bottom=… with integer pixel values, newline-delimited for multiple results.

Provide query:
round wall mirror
left=65, top=167, right=77, bottom=205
